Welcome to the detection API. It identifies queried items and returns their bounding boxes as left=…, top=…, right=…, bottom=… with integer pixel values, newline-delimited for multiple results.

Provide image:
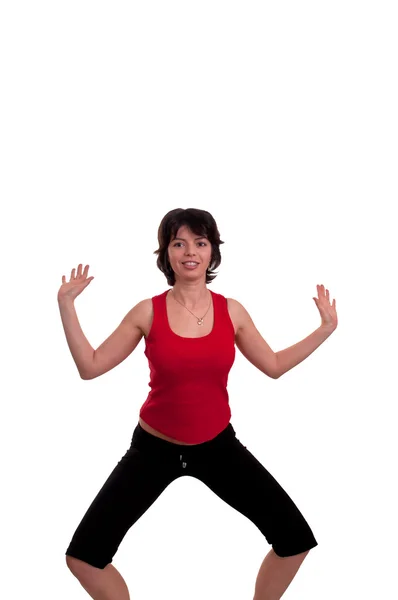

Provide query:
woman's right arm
left=58, top=298, right=96, bottom=379
left=58, top=298, right=145, bottom=380
left=58, top=263, right=145, bottom=379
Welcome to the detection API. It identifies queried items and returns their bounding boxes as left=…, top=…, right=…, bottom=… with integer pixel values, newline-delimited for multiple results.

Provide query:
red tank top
left=139, top=289, right=236, bottom=443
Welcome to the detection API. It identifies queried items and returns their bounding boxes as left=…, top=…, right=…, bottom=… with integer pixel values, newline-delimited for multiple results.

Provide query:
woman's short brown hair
left=154, top=208, right=225, bottom=286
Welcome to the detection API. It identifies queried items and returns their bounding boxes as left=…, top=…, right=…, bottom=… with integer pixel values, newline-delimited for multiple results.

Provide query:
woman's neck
left=170, top=285, right=210, bottom=310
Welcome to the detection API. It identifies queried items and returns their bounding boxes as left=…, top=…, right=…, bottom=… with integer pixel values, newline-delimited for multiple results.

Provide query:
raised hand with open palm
left=58, top=263, right=94, bottom=303
left=313, top=284, right=338, bottom=331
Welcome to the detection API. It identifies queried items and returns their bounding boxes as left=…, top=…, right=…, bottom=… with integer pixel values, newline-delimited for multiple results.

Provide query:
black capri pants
left=66, top=422, right=317, bottom=569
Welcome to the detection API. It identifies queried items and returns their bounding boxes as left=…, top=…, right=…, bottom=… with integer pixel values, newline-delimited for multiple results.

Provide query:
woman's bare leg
left=66, top=556, right=130, bottom=600
left=253, top=548, right=310, bottom=600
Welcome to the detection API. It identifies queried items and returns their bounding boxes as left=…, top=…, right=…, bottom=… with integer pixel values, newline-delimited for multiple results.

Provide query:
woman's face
left=168, top=225, right=212, bottom=279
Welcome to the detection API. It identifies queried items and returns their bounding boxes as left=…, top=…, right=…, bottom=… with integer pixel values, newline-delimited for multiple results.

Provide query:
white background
left=1, top=1, right=397, bottom=599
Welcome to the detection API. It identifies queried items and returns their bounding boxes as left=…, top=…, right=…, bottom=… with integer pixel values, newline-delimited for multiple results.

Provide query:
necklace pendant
left=197, top=319, right=204, bottom=326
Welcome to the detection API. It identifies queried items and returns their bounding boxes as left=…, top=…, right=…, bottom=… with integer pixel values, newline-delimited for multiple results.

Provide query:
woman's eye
left=174, top=242, right=207, bottom=247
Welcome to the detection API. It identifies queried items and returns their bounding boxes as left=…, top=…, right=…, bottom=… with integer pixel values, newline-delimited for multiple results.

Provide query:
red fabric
left=139, top=289, right=236, bottom=444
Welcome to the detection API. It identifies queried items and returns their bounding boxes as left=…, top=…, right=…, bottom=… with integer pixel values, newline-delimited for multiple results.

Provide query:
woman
left=59, top=207, right=338, bottom=600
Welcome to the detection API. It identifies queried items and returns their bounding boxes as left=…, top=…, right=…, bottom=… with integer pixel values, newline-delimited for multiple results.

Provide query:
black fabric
left=65, top=422, right=317, bottom=569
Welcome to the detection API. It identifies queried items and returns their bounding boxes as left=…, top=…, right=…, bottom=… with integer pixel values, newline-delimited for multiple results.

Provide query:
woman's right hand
left=58, top=264, right=94, bottom=303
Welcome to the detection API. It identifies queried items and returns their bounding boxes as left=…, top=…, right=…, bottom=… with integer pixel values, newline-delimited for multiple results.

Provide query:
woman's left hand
left=313, top=284, right=338, bottom=331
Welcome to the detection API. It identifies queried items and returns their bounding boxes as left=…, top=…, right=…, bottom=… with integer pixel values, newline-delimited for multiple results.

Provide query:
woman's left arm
left=275, top=284, right=338, bottom=378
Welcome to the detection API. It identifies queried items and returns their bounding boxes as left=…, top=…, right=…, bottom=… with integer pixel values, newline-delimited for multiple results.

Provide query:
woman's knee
left=66, top=554, right=104, bottom=577
left=272, top=547, right=311, bottom=561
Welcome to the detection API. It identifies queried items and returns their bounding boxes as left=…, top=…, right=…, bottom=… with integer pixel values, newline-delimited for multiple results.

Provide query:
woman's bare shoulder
left=132, top=297, right=153, bottom=337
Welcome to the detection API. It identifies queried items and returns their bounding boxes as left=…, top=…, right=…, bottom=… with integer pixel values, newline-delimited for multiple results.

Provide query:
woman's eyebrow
left=173, top=236, right=206, bottom=241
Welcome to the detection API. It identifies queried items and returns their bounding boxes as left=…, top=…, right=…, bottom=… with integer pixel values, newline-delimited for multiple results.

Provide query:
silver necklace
left=171, top=289, right=212, bottom=326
